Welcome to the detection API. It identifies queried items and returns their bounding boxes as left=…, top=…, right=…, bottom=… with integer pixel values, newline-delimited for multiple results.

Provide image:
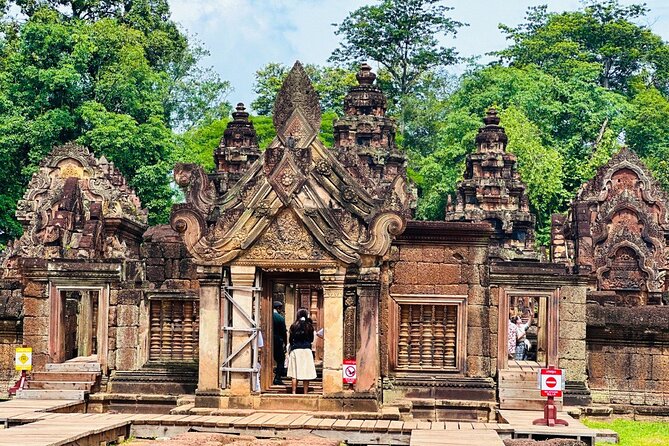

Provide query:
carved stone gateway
left=171, top=62, right=413, bottom=405
left=553, top=147, right=669, bottom=411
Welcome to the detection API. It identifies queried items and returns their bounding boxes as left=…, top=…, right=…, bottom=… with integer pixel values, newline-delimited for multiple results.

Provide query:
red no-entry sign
left=539, top=367, right=563, bottom=397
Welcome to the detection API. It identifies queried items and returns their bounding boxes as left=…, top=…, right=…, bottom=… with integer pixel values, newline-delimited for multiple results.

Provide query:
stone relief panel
left=556, top=148, right=669, bottom=304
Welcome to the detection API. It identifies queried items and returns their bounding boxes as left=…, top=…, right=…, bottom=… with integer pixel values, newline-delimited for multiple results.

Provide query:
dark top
left=289, top=323, right=314, bottom=350
left=272, top=310, right=287, bottom=345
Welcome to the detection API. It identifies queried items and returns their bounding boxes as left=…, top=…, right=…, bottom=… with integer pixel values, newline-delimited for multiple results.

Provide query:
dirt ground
left=125, top=432, right=341, bottom=446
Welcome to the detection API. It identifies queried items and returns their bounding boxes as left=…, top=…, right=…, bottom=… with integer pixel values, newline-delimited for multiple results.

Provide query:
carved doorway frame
left=259, top=271, right=324, bottom=393
left=48, top=282, right=109, bottom=372
left=497, top=288, right=559, bottom=371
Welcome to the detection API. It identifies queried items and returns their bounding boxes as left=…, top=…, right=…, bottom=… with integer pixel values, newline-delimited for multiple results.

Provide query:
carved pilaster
left=343, top=287, right=357, bottom=359
left=228, top=265, right=256, bottom=396
left=320, top=266, right=346, bottom=394
left=197, top=265, right=222, bottom=391
left=356, top=266, right=381, bottom=392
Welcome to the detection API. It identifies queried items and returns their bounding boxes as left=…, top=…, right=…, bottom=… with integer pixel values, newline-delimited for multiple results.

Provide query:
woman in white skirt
left=286, top=308, right=317, bottom=394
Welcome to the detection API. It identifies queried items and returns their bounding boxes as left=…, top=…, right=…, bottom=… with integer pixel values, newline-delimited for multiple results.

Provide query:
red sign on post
left=342, top=359, right=357, bottom=385
left=539, top=367, right=563, bottom=397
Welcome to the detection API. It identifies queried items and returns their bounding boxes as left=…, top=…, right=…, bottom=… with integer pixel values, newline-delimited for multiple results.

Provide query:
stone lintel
left=396, top=221, right=493, bottom=246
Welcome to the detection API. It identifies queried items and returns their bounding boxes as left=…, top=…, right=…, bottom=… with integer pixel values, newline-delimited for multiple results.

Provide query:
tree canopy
left=0, top=0, right=230, bottom=246
left=330, top=0, right=464, bottom=126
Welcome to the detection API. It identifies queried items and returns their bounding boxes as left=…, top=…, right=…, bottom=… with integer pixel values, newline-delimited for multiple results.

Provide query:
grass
left=582, top=418, right=669, bottom=446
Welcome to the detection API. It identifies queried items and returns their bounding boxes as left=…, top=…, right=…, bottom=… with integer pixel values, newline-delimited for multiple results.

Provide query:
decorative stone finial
left=273, top=61, right=321, bottom=138
left=232, top=103, right=249, bottom=120
left=475, top=107, right=508, bottom=147
left=356, top=63, right=376, bottom=85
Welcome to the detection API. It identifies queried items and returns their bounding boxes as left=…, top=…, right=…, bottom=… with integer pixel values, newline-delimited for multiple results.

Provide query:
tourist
left=514, top=313, right=533, bottom=360
left=272, top=301, right=287, bottom=385
left=508, top=316, right=518, bottom=360
left=286, top=308, right=317, bottom=394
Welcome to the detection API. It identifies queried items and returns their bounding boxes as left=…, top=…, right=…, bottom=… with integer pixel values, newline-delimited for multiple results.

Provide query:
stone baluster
left=433, top=305, right=445, bottom=368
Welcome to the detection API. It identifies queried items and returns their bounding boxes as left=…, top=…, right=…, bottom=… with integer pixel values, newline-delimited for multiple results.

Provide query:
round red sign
left=546, top=376, right=557, bottom=388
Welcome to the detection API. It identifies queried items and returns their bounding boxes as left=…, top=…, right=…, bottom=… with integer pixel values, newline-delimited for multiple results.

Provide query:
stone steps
left=46, top=362, right=101, bottom=372
left=15, top=389, right=87, bottom=400
left=17, top=360, right=101, bottom=400
left=32, top=371, right=99, bottom=382
left=27, top=380, right=95, bottom=391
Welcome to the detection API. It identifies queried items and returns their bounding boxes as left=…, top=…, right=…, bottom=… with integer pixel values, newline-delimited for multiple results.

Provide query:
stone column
left=355, top=267, right=380, bottom=392
left=197, top=265, right=222, bottom=391
left=320, top=266, right=346, bottom=394
left=228, top=265, right=256, bottom=396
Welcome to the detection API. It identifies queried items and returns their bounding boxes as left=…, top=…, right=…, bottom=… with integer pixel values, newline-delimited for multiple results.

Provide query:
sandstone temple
left=0, top=62, right=667, bottom=420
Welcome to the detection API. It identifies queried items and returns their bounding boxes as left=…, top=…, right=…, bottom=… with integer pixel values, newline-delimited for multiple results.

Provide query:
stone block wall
left=587, top=304, right=669, bottom=412
left=141, top=225, right=197, bottom=291
left=559, top=286, right=587, bottom=381
left=20, top=280, right=49, bottom=371
left=0, top=280, right=22, bottom=396
left=388, top=242, right=491, bottom=378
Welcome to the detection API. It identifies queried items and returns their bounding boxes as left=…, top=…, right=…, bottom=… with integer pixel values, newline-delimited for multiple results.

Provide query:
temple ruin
left=0, top=62, right=667, bottom=418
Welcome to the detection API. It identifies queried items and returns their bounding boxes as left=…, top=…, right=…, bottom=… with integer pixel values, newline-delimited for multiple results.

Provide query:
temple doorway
left=497, top=289, right=560, bottom=409
left=62, top=290, right=99, bottom=361
left=260, top=273, right=323, bottom=394
left=49, top=285, right=109, bottom=368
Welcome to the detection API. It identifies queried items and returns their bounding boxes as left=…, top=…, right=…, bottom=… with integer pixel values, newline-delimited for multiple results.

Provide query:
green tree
left=411, top=64, right=627, bottom=244
left=497, top=1, right=669, bottom=95
left=0, top=0, right=230, bottom=245
left=330, top=0, right=464, bottom=127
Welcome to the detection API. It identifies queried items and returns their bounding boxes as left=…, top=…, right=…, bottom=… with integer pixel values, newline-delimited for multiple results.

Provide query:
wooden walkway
left=0, top=398, right=600, bottom=446
left=410, top=429, right=505, bottom=446
left=499, top=409, right=597, bottom=446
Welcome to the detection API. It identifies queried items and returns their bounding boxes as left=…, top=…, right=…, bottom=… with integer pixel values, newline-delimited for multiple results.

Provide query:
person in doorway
left=286, top=308, right=317, bottom=394
left=514, top=312, right=534, bottom=360
left=272, top=301, right=287, bottom=385
left=507, top=316, right=518, bottom=360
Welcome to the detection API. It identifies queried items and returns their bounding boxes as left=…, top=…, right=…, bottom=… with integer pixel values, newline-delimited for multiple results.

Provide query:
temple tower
left=214, top=103, right=260, bottom=193
left=333, top=64, right=409, bottom=210
left=445, top=108, right=536, bottom=259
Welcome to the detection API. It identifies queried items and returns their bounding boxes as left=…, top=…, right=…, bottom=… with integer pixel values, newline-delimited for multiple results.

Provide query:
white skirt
left=286, top=348, right=317, bottom=380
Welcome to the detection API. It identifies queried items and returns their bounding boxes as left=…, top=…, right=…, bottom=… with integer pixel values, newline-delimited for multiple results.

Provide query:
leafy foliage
left=0, top=0, right=229, bottom=244
left=497, top=1, right=669, bottom=95
left=330, top=0, right=464, bottom=127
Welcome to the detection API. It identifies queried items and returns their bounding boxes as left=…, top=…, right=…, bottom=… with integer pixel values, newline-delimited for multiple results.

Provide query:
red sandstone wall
left=587, top=305, right=669, bottom=413
left=386, top=243, right=493, bottom=378
left=0, top=280, right=22, bottom=396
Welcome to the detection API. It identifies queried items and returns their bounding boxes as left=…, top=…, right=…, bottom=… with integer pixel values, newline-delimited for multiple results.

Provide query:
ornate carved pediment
left=2, top=142, right=146, bottom=268
left=171, top=62, right=412, bottom=267
left=559, top=147, right=669, bottom=302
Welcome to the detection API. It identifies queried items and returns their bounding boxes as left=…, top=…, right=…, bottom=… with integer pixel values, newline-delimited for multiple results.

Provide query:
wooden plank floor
left=410, top=429, right=504, bottom=446
left=0, top=398, right=600, bottom=446
left=499, top=409, right=597, bottom=445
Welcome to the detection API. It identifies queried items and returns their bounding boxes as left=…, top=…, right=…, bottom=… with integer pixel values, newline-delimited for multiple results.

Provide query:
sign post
left=342, top=359, right=357, bottom=387
left=9, top=346, right=32, bottom=396
left=533, top=365, right=568, bottom=427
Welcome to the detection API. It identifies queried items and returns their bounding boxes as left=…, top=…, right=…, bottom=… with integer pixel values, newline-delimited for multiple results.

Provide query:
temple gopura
left=0, top=62, right=667, bottom=419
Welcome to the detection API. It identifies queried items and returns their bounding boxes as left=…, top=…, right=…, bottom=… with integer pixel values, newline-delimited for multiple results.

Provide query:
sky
left=167, top=0, right=669, bottom=111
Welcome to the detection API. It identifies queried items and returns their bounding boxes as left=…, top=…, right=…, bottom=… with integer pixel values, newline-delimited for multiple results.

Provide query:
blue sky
left=167, top=0, right=669, bottom=111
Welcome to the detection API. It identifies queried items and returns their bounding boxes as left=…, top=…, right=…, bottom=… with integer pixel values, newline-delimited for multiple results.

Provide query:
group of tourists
left=272, top=301, right=318, bottom=394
